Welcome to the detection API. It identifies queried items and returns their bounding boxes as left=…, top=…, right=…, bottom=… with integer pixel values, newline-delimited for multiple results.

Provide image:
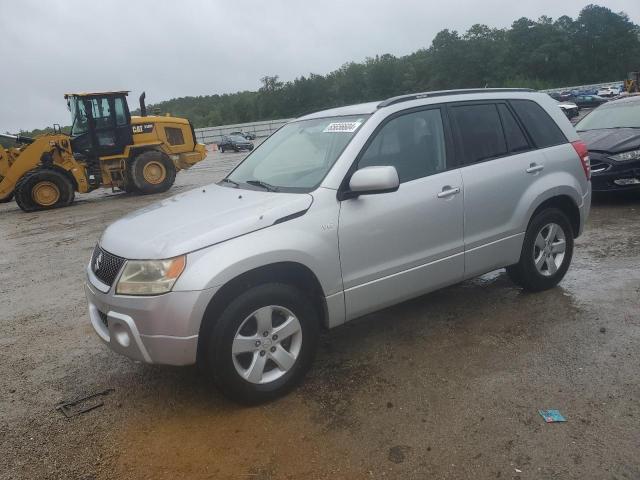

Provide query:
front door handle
left=526, top=163, right=545, bottom=174
left=437, top=186, right=461, bottom=199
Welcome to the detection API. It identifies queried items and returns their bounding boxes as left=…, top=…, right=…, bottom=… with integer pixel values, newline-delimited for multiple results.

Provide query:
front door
left=338, top=107, right=465, bottom=320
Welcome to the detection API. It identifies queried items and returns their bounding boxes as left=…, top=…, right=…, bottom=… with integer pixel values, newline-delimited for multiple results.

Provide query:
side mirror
left=346, top=166, right=399, bottom=198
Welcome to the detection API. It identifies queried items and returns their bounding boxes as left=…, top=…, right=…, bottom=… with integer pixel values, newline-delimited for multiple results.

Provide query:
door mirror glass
left=348, top=166, right=399, bottom=196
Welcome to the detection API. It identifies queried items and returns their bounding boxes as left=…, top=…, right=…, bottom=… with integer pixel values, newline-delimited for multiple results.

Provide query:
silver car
left=85, top=89, right=591, bottom=403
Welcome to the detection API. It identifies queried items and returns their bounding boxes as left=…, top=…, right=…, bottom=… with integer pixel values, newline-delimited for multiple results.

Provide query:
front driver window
left=358, top=108, right=447, bottom=183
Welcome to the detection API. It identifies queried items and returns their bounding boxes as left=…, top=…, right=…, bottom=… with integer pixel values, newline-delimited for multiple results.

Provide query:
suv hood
left=99, top=185, right=313, bottom=259
left=579, top=128, right=640, bottom=154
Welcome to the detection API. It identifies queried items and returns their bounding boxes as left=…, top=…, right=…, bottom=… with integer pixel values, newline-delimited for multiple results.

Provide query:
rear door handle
left=437, top=186, right=461, bottom=199
left=526, top=163, right=544, bottom=174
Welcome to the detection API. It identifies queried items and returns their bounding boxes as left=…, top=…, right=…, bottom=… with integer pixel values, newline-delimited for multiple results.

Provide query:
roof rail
left=377, top=88, right=535, bottom=108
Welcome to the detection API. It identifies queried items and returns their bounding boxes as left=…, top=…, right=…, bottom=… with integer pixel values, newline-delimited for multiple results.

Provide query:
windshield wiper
left=219, top=178, right=239, bottom=188
left=246, top=180, right=279, bottom=192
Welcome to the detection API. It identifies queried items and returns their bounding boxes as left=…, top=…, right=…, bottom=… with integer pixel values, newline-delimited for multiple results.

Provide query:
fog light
left=112, top=324, right=131, bottom=347
left=614, top=178, right=640, bottom=186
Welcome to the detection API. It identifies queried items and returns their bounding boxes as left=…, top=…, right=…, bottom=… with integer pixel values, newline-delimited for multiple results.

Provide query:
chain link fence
left=195, top=119, right=293, bottom=144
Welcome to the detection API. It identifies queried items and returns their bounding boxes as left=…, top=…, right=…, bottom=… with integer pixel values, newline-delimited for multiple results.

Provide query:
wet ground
left=1, top=144, right=639, bottom=480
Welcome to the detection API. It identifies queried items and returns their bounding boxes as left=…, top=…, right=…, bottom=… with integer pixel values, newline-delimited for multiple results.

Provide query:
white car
left=597, top=86, right=619, bottom=97
left=558, top=102, right=579, bottom=119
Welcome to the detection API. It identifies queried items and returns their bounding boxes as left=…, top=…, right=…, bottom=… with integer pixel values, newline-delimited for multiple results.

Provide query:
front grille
left=91, top=245, right=125, bottom=286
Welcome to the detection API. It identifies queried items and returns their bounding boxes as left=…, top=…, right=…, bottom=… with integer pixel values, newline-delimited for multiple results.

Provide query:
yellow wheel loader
left=0, top=91, right=207, bottom=212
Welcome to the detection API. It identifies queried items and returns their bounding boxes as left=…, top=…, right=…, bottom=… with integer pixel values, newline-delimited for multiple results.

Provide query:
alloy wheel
left=533, top=222, right=566, bottom=277
left=232, top=305, right=303, bottom=384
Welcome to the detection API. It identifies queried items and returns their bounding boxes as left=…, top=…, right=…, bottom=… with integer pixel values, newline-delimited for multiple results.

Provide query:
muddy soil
left=1, top=146, right=639, bottom=479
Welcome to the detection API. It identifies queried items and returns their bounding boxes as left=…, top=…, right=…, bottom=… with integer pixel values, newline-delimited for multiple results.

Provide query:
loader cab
left=66, top=91, right=133, bottom=157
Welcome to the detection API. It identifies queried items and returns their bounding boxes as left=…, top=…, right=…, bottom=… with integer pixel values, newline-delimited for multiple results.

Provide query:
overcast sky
left=1, top=0, right=638, bottom=133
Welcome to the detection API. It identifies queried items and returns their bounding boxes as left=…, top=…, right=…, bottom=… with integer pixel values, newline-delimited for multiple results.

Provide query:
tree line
left=147, top=4, right=639, bottom=128
left=5, top=3, right=639, bottom=144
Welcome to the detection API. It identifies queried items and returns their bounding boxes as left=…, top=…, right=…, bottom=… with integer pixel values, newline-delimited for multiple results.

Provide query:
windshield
left=229, top=135, right=248, bottom=142
left=226, top=115, right=369, bottom=192
left=576, top=102, right=640, bottom=131
left=69, top=97, right=89, bottom=137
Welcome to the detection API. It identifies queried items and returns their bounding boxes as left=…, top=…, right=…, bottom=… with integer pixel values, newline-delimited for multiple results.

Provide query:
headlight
left=609, top=149, right=640, bottom=162
left=116, top=255, right=186, bottom=295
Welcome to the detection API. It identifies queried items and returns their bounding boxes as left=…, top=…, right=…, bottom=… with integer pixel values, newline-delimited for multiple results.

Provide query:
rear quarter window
left=509, top=99, right=567, bottom=148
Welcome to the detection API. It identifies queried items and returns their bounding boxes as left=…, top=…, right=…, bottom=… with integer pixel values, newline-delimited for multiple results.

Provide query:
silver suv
left=85, top=89, right=591, bottom=403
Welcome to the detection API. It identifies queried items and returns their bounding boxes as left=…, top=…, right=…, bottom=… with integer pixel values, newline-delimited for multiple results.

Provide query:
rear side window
left=497, top=104, right=530, bottom=153
left=450, top=104, right=507, bottom=164
left=510, top=100, right=566, bottom=148
left=114, top=97, right=128, bottom=126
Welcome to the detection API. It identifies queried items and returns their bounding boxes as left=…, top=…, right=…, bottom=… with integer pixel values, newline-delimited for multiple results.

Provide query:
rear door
left=449, top=101, right=546, bottom=278
left=338, top=107, right=464, bottom=320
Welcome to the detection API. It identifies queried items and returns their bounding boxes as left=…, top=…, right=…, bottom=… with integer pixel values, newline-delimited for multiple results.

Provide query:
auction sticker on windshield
left=323, top=121, right=362, bottom=133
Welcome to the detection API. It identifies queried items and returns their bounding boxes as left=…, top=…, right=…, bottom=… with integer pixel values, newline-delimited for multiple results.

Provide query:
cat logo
left=132, top=123, right=154, bottom=135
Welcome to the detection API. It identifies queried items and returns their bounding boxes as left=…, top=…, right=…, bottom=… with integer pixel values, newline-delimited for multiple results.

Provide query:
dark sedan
left=575, top=95, right=640, bottom=192
left=572, top=95, right=608, bottom=108
left=218, top=135, right=254, bottom=153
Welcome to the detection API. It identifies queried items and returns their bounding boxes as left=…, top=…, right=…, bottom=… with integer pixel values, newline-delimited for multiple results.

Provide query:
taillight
left=571, top=140, right=591, bottom=180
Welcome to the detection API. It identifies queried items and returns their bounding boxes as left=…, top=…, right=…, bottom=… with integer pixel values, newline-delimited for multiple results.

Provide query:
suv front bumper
left=85, top=267, right=216, bottom=366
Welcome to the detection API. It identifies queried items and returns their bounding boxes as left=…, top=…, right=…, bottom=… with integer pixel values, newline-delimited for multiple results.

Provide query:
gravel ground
left=1, top=143, right=639, bottom=480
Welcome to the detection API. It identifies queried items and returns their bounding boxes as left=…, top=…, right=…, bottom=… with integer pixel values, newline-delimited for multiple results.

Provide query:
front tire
left=14, top=169, right=75, bottom=212
left=130, top=150, right=176, bottom=194
left=507, top=208, right=574, bottom=292
left=202, top=283, right=319, bottom=404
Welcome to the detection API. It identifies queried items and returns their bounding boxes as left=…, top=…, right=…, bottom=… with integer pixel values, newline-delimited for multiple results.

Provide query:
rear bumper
left=85, top=269, right=217, bottom=365
left=578, top=186, right=592, bottom=237
left=176, top=143, right=207, bottom=169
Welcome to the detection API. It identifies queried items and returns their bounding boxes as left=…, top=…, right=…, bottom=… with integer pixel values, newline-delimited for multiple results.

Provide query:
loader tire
left=121, top=167, right=138, bottom=194
left=130, top=151, right=176, bottom=194
left=14, top=169, right=75, bottom=212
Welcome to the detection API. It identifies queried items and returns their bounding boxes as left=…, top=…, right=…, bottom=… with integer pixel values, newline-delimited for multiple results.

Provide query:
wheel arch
left=528, top=194, right=581, bottom=238
left=47, top=164, right=79, bottom=191
left=196, top=261, right=328, bottom=366
left=127, top=144, right=167, bottom=161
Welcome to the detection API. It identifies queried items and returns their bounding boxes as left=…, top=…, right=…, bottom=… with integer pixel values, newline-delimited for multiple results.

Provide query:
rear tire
left=121, top=166, right=138, bottom=193
left=130, top=150, right=176, bottom=194
left=506, top=208, right=574, bottom=292
left=14, top=169, right=74, bottom=212
left=202, top=283, right=319, bottom=404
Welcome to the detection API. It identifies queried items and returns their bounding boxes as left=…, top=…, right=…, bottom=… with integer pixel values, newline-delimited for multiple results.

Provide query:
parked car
left=85, top=89, right=591, bottom=403
left=572, top=95, right=608, bottom=108
left=557, top=101, right=580, bottom=119
left=596, top=86, right=620, bottom=98
left=230, top=130, right=256, bottom=140
left=548, top=92, right=573, bottom=102
left=217, top=135, right=254, bottom=152
left=575, top=95, right=640, bottom=192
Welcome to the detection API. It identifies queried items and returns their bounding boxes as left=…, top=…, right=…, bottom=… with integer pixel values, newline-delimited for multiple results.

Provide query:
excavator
left=0, top=91, right=206, bottom=212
